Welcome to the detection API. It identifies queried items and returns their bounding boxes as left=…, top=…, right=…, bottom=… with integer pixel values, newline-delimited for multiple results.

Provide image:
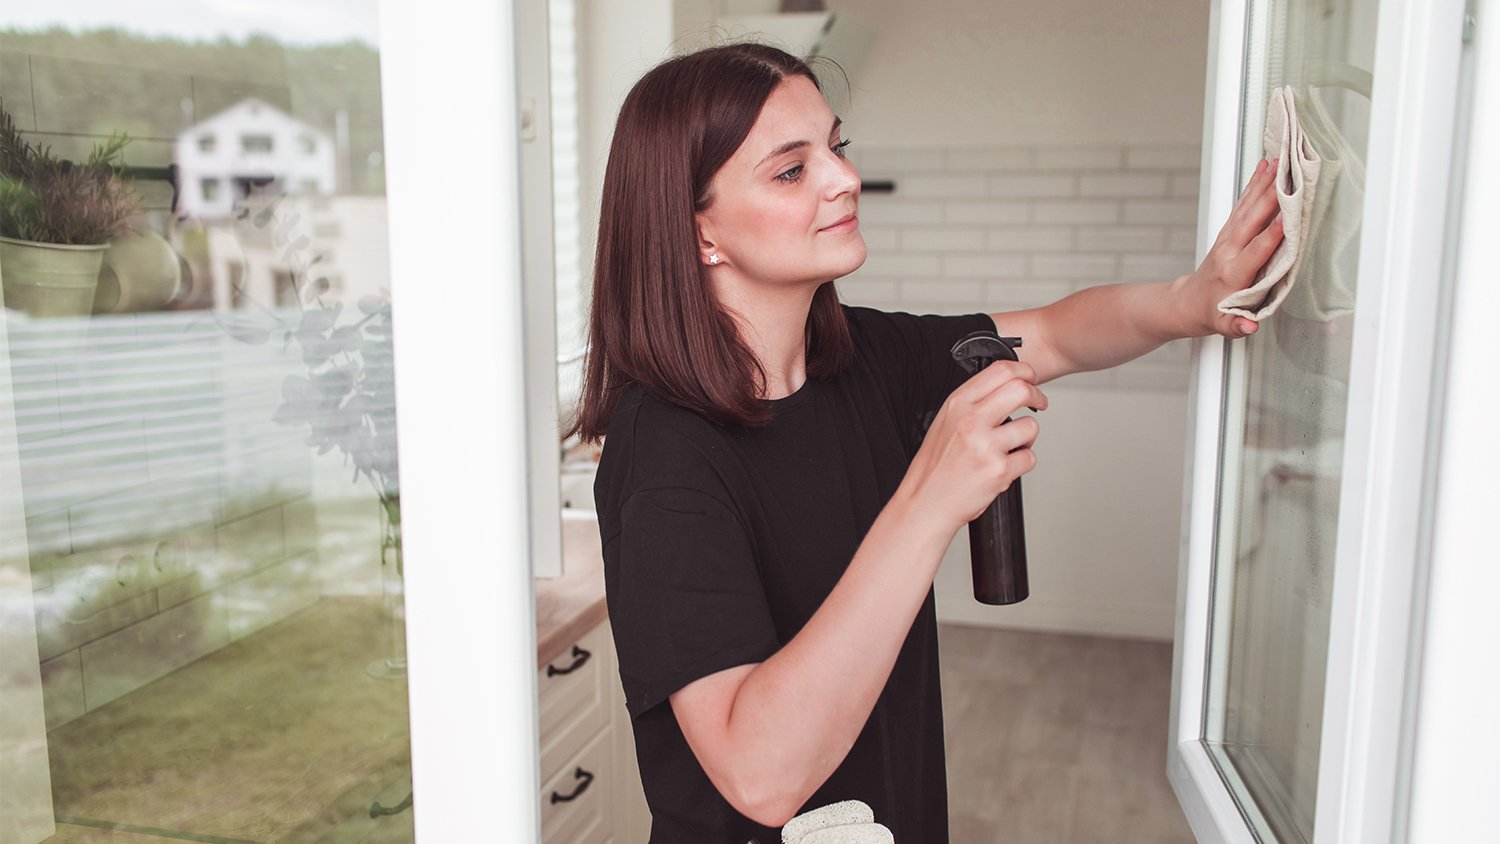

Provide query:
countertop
left=534, top=513, right=608, bottom=669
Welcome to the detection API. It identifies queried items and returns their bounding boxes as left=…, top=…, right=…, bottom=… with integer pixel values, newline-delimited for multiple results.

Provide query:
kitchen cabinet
left=539, top=620, right=651, bottom=843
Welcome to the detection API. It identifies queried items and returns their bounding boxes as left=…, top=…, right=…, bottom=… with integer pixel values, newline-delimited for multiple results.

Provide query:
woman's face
left=696, top=75, right=865, bottom=290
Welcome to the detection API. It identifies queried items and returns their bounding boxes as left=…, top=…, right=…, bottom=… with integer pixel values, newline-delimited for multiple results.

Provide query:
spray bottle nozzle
left=951, top=331, right=1023, bottom=374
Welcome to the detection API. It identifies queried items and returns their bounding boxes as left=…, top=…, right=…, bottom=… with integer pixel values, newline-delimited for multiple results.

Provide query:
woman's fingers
left=954, top=359, right=1040, bottom=405
left=1229, top=159, right=1280, bottom=243
left=975, top=377, right=1048, bottom=420
left=1243, top=214, right=1285, bottom=268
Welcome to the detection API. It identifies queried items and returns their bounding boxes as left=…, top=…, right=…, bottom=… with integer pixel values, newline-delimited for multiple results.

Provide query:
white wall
left=833, top=0, right=1209, bottom=146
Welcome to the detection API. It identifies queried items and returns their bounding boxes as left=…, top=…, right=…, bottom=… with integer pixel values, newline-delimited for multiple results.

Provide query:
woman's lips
left=820, top=214, right=858, bottom=233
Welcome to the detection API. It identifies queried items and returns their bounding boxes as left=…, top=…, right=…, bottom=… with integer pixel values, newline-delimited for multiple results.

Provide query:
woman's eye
left=775, top=164, right=804, bottom=183
left=833, top=139, right=852, bottom=158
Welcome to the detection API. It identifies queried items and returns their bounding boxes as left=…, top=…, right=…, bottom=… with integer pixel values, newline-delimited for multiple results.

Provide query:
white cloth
left=1280, top=85, right=1362, bottom=323
left=781, top=800, right=894, bottom=844
left=1218, top=85, right=1323, bottom=320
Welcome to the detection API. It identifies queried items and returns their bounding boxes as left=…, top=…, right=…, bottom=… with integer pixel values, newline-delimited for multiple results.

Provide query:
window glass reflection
left=0, top=5, right=415, bottom=840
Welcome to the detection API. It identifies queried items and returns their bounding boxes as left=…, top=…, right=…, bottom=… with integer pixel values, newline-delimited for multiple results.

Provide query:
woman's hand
left=900, top=360, right=1048, bottom=533
left=1172, top=157, right=1286, bottom=338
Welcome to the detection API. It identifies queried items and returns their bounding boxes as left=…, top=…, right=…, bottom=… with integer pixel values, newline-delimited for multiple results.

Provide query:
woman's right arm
left=668, top=359, right=1047, bottom=828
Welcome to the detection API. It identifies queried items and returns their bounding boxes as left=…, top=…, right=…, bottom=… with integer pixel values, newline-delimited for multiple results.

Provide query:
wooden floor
left=938, top=624, right=1195, bottom=843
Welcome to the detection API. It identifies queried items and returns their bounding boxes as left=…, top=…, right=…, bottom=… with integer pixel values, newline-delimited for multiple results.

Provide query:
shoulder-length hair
left=563, top=43, right=853, bottom=444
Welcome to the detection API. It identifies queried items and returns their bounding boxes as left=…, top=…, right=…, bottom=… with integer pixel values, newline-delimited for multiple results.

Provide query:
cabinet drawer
left=541, top=725, right=611, bottom=844
left=538, top=622, right=612, bottom=783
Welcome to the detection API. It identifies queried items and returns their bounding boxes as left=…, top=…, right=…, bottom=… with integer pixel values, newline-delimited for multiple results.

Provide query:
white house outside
left=173, top=97, right=336, bottom=219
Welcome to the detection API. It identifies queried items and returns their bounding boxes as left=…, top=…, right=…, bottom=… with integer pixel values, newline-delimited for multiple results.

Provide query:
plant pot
left=0, top=235, right=107, bottom=318
left=93, top=229, right=183, bottom=314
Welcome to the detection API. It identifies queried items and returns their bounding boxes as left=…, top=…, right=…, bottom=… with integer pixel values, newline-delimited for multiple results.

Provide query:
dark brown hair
left=563, top=43, right=853, bottom=444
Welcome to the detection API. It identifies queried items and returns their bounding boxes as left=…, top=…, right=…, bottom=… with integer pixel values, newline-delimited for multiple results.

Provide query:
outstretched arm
left=997, top=157, right=1285, bottom=384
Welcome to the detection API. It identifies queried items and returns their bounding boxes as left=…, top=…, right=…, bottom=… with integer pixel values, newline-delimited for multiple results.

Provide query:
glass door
left=1170, top=0, right=1472, bottom=841
left=0, top=5, right=417, bottom=841
left=1202, top=0, right=1378, bottom=840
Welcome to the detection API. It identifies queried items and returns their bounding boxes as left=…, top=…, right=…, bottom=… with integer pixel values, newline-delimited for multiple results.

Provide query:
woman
left=565, top=43, right=1280, bottom=842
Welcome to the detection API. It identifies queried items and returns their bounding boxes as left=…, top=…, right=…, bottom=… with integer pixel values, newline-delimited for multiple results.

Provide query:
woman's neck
left=712, top=276, right=818, bottom=400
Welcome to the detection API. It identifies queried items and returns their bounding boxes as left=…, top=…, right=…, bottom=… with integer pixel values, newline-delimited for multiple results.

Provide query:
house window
left=198, top=134, right=216, bottom=153
left=240, top=134, right=274, bottom=154
left=200, top=178, right=221, bottom=202
left=299, top=135, right=317, bottom=155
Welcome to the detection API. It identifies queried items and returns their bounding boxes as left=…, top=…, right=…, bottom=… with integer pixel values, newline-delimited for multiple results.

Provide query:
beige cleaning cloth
left=1281, top=85, right=1362, bottom=323
left=782, top=800, right=894, bottom=843
left=1218, top=85, right=1323, bottom=320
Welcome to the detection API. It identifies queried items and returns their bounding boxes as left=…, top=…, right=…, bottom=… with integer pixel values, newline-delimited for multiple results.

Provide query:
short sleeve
left=842, top=306, right=998, bottom=457
left=603, top=485, right=781, bottom=719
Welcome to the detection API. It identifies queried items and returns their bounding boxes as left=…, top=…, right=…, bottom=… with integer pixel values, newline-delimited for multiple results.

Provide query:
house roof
left=181, top=97, right=332, bottom=143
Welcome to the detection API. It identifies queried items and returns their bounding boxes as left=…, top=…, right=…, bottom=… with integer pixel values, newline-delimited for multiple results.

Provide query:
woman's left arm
left=997, top=157, right=1284, bottom=385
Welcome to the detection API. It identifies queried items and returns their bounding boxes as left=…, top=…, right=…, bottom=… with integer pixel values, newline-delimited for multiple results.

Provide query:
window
left=200, top=178, right=221, bottom=202
left=198, top=134, right=216, bottom=153
left=240, top=134, right=274, bottom=154
left=299, top=134, right=317, bottom=155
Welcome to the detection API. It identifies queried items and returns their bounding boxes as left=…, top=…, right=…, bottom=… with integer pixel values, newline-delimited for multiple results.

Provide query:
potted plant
left=0, top=106, right=140, bottom=317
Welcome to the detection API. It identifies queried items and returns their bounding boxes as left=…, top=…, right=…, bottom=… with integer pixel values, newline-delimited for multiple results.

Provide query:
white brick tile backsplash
left=1167, top=227, right=1199, bottom=255
left=944, top=147, right=1033, bottom=171
left=860, top=226, right=900, bottom=251
left=1079, top=173, right=1171, bottom=198
left=851, top=142, right=1202, bottom=394
left=988, top=226, right=1072, bottom=251
left=988, top=174, right=1077, bottom=198
left=1126, top=144, right=1201, bottom=170
left=840, top=278, right=899, bottom=306
left=1120, top=254, right=1196, bottom=281
left=859, top=253, right=942, bottom=278
left=1033, top=201, right=1122, bottom=225
left=1032, top=254, right=1118, bottom=281
left=853, top=147, right=946, bottom=172
left=1170, top=172, right=1201, bottom=198
left=1035, top=146, right=1125, bottom=171
left=943, top=254, right=1029, bottom=279
left=1114, top=361, right=1193, bottom=392
left=857, top=201, right=945, bottom=226
left=902, top=279, right=983, bottom=305
left=1123, top=198, right=1198, bottom=226
left=945, top=201, right=1030, bottom=225
left=898, top=174, right=989, bottom=198
left=986, top=280, right=1075, bottom=310
left=900, top=228, right=986, bottom=251
left=1075, top=226, right=1167, bottom=253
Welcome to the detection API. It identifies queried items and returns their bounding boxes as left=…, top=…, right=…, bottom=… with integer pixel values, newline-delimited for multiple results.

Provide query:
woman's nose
left=825, top=153, right=860, bottom=199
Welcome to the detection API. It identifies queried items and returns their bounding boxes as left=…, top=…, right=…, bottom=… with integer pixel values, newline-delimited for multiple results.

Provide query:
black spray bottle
left=950, top=330, right=1029, bottom=605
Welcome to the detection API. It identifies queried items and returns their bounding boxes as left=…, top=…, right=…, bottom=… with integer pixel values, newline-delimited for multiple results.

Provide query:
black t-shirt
left=595, top=305, right=996, bottom=843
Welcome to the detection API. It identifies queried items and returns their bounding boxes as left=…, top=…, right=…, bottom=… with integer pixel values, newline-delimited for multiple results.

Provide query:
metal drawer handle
left=549, top=767, right=594, bottom=804
left=546, top=644, right=591, bottom=677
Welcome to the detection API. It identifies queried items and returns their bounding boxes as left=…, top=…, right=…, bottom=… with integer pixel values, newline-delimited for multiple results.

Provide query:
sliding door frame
left=379, top=0, right=543, bottom=838
left=1168, top=0, right=1471, bottom=842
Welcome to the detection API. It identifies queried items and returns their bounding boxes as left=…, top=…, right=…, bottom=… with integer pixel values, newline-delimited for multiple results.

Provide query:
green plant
left=0, top=106, right=140, bottom=245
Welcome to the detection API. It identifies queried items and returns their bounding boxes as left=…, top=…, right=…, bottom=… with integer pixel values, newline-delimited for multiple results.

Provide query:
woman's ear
left=695, top=216, right=723, bottom=267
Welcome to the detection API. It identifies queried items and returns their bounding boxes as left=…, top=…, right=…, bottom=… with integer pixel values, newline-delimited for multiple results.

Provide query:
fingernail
left=1240, top=323, right=1255, bottom=335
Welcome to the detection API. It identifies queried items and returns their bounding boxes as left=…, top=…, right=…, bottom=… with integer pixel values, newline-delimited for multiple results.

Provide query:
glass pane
left=1201, top=0, right=1379, bottom=841
left=0, top=6, right=416, bottom=842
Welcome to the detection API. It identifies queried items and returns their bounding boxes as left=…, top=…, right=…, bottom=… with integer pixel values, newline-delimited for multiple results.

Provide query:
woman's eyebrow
left=756, top=116, right=844, bottom=169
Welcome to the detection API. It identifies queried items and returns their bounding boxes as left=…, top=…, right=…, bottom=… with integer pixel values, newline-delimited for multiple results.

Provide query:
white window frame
left=378, top=0, right=542, bottom=838
left=1168, top=0, right=1472, bottom=842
